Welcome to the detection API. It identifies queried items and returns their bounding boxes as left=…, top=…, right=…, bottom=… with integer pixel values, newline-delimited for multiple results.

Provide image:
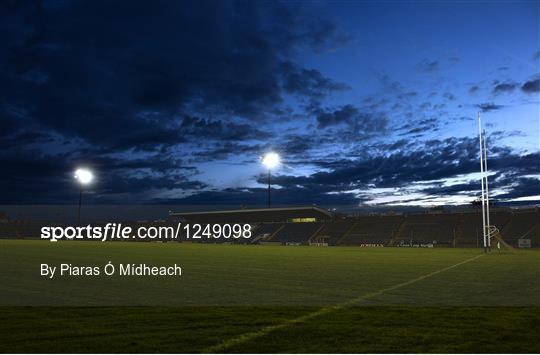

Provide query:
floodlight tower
left=262, top=152, right=280, bottom=208
left=74, top=168, right=94, bottom=225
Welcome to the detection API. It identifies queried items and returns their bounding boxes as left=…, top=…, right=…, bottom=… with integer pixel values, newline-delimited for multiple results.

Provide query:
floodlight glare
left=262, top=152, right=280, bottom=208
left=74, top=168, right=94, bottom=185
left=262, top=152, right=280, bottom=169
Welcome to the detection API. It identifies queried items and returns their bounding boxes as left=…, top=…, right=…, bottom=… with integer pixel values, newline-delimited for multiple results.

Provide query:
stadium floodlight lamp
left=74, top=168, right=94, bottom=185
left=262, top=152, right=280, bottom=169
left=261, top=152, right=280, bottom=208
left=74, top=168, right=93, bottom=225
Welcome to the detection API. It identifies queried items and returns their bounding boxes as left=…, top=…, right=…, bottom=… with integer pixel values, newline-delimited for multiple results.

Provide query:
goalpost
left=478, top=113, right=513, bottom=253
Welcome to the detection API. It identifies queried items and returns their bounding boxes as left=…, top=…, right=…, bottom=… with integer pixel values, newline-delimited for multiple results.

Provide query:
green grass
left=1, top=240, right=539, bottom=352
left=1, top=306, right=539, bottom=353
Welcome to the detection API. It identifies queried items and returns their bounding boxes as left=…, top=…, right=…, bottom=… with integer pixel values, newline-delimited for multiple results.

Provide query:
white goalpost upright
left=478, top=112, right=492, bottom=252
left=478, top=113, right=487, bottom=251
left=483, top=131, right=491, bottom=251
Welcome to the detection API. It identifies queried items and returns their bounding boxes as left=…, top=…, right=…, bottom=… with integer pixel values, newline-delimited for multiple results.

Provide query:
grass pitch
left=1, top=240, right=539, bottom=353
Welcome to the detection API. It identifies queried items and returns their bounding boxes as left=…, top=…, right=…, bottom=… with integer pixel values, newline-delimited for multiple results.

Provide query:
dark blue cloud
left=522, top=78, right=540, bottom=93
left=0, top=0, right=344, bottom=150
left=492, top=82, right=517, bottom=94
left=416, top=60, right=439, bottom=73
left=280, top=61, right=349, bottom=100
left=0, top=0, right=538, bottom=208
left=468, top=85, right=480, bottom=94
left=314, top=105, right=388, bottom=136
left=476, top=103, right=504, bottom=112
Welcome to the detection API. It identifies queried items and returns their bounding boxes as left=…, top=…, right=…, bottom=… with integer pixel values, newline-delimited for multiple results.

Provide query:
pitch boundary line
left=203, top=253, right=484, bottom=353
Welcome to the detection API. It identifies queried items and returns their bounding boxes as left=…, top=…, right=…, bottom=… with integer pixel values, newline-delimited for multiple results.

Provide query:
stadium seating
left=341, top=215, right=403, bottom=245
left=252, top=223, right=284, bottom=242
left=501, top=209, right=540, bottom=245
left=0, top=221, right=44, bottom=239
left=1, top=208, right=539, bottom=248
left=455, top=212, right=483, bottom=247
left=457, top=210, right=538, bottom=247
left=528, top=223, right=540, bottom=248
left=315, top=219, right=355, bottom=245
left=271, top=222, right=322, bottom=244
left=394, top=214, right=459, bottom=246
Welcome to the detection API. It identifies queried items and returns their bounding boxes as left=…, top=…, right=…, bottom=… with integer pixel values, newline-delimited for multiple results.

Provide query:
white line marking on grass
left=203, top=253, right=484, bottom=353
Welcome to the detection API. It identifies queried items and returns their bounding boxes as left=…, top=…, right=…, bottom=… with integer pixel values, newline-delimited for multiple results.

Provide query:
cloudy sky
left=1, top=0, right=539, bottom=209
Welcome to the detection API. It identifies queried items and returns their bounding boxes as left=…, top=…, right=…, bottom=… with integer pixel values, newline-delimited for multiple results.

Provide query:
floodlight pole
left=77, top=187, right=82, bottom=225
left=267, top=169, right=271, bottom=208
left=478, top=112, right=487, bottom=253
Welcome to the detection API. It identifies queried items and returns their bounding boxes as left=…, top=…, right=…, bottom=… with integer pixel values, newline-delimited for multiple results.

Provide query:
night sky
left=1, top=0, right=539, bottom=209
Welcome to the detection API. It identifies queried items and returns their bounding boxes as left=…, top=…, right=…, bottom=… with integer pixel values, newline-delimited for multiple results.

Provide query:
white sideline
left=203, top=253, right=484, bottom=353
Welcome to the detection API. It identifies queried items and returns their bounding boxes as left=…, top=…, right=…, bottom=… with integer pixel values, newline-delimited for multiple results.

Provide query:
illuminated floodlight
left=262, top=152, right=280, bottom=169
left=74, top=168, right=94, bottom=225
left=261, top=152, right=280, bottom=208
left=74, top=168, right=94, bottom=185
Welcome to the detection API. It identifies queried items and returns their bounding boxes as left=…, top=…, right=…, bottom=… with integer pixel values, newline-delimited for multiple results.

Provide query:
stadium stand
left=2, top=206, right=539, bottom=248
left=271, top=222, right=322, bottom=244
left=394, top=213, right=459, bottom=247
left=340, top=215, right=403, bottom=246
left=315, top=219, right=355, bottom=245
left=456, top=212, right=484, bottom=247
left=252, top=223, right=285, bottom=243
left=170, top=206, right=333, bottom=223
left=500, top=209, right=540, bottom=245
left=0, top=220, right=47, bottom=239
left=457, top=209, right=537, bottom=247
left=528, top=223, right=540, bottom=248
